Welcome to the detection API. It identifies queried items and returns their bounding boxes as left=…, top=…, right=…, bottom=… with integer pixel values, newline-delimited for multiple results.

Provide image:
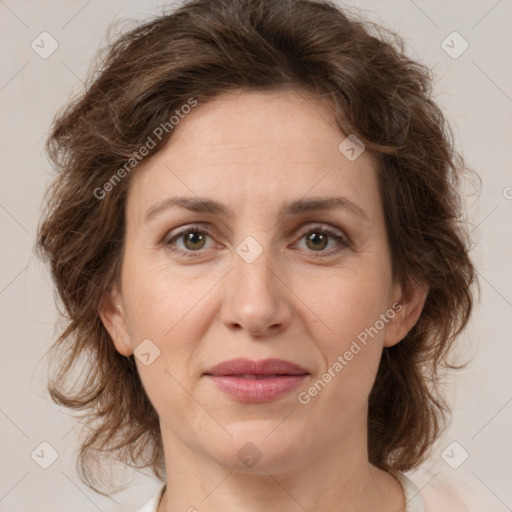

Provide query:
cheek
left=121, top=256, right=221, bottom=410
left=317, top=266, right=392, bottom=346
left=122, top=250, right=211, bottom=339
left=305, top=267, right=392, bottom=405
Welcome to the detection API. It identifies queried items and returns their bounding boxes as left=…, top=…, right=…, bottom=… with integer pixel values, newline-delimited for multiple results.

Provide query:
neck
left=157, top=422, right=405, bottom=512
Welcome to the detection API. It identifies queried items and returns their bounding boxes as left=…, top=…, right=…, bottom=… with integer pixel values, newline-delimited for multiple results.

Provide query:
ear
left=98, top=285, right=133, bottom=357
left=383, top=280, right=428, bottom=348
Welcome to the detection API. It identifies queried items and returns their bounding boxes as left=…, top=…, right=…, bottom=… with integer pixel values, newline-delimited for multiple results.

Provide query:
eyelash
left=162, top=223, right=350, bottom=259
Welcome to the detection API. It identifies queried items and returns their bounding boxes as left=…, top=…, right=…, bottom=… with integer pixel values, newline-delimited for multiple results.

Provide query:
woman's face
left=103, top=89, right=421, bottom=474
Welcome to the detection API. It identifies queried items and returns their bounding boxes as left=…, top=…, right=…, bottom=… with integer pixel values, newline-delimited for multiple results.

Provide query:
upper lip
left=204, top=358, right=309, bottom=376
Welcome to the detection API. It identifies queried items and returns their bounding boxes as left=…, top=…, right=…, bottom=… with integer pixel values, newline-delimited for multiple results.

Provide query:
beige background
left=1, top=0, right=511, bottom=510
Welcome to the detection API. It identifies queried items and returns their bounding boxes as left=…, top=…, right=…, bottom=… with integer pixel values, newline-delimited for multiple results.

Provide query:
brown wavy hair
left=35, top=0, right=476, bottom=494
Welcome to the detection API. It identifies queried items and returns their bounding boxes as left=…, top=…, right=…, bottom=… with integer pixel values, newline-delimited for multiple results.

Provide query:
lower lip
left=206, top=375, right=308, bottom=403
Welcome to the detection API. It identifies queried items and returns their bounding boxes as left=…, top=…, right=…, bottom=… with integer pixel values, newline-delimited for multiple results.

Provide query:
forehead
left=166, top=88, right=345, bottom=156
left=125, top=88, right=381, bottom=223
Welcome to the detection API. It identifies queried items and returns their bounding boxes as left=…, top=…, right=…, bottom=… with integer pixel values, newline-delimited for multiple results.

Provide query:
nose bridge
left=235, top=238, right=275, bottom=291
left=221, top=235, right=291, bottom=336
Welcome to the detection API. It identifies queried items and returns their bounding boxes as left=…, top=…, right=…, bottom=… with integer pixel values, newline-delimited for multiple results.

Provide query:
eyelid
left=162, top=222, right=351, bottom=258
left=295, top=223, right=348, bottom=241
left=292, top=223, right=351, bottom=256
left=162, top=223, right=218, bottom=252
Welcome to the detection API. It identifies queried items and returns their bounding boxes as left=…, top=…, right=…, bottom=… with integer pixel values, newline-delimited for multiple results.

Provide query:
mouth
left=204, top=358, right=310, bottom=403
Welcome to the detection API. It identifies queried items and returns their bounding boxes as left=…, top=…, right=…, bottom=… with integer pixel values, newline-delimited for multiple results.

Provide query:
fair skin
left=100, top=89, right=427, bottom=512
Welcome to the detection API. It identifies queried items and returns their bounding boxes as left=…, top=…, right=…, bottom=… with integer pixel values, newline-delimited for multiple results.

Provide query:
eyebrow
left=144, top=195, right=369, bottom=223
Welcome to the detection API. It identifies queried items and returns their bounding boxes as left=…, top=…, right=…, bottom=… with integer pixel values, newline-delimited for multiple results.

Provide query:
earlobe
left=384, top=282, right=428, bottom=348
left=98, top=287, right=133, bottom=357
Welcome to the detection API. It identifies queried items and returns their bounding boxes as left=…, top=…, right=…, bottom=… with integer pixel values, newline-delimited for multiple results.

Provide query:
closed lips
left=237, top=374, right=289, bottom=379
left=204, top=358, right=310, bottom=377
left=204, top=358, right=310, bottom=403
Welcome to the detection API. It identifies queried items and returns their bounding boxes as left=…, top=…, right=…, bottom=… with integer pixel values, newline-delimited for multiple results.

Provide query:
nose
left=220, top=242, right=292, bottom=338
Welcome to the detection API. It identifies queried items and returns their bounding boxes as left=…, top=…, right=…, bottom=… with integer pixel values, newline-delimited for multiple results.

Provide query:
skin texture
left=100, top=89, right=427, bottom=511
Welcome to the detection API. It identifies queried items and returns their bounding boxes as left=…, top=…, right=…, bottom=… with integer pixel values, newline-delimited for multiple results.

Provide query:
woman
left=35, top=0, right=476, bottom=510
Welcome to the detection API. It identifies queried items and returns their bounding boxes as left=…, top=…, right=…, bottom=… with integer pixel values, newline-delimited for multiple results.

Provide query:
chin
left=204, top=424, right=304, bottom=474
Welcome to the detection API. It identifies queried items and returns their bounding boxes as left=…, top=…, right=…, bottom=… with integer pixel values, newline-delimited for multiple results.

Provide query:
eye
left=163, top=225, right=217, bottom=258
left=294, top=224, right=350, bottom=257
left=162, top=223, right=350, bottom=259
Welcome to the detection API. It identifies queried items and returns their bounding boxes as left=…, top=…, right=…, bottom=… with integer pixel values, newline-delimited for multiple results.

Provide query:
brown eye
left=180, top=231, right=207, bottom=251
left=305, top=231, right=329, bottom=251
left=296, top=225, right=350, bottom=257
left=164, top=225, right=216, bottom=258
